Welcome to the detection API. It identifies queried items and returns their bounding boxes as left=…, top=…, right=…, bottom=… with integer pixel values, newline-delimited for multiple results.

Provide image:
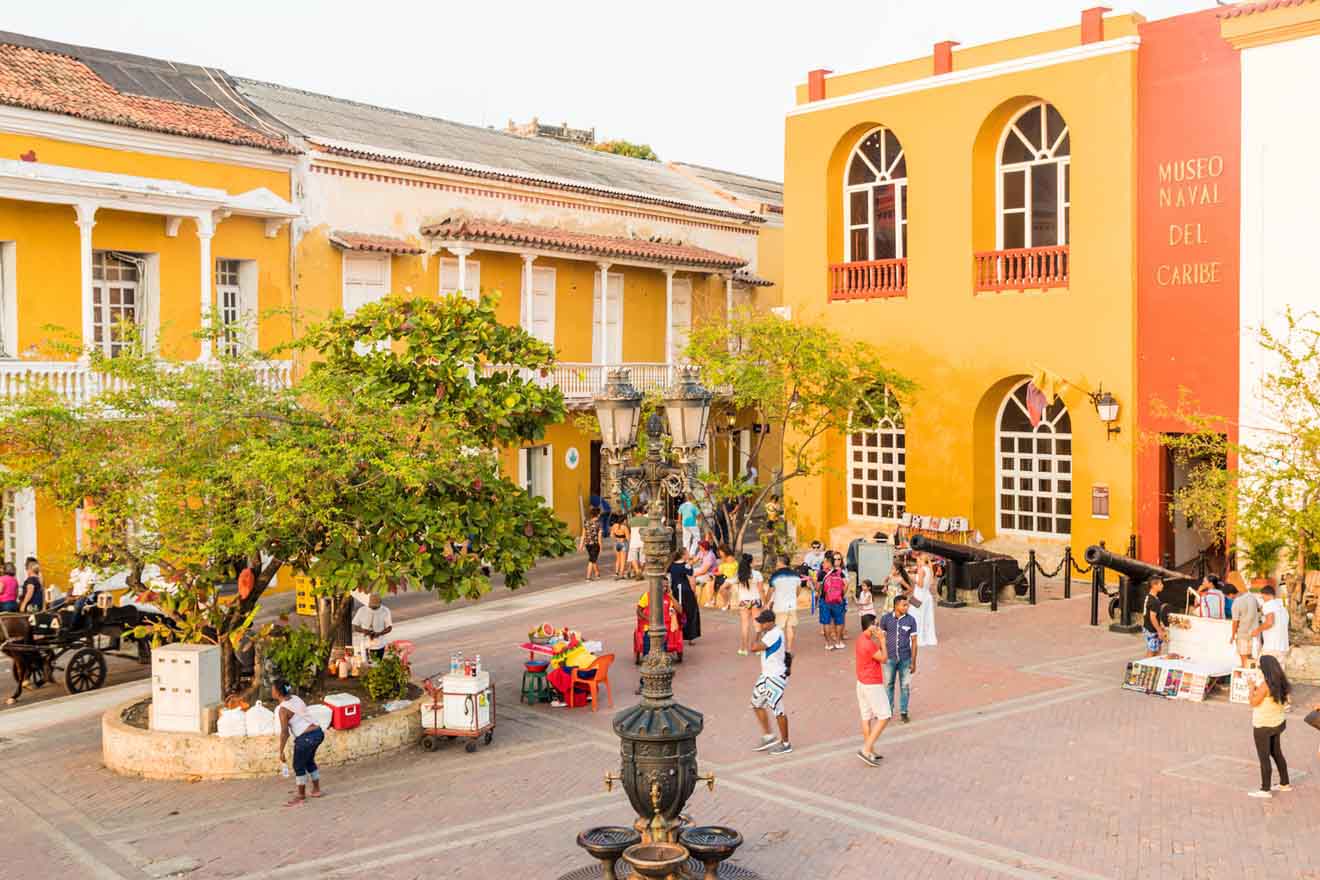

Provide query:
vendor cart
left=420, top=670, right=496, bottom=754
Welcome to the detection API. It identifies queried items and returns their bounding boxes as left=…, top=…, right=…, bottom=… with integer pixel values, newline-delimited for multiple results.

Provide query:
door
left=530, top=267, right=556, bottom=346
left=670, top=277, right=692, bottom=362
left=592, top=273, right=624, bottom=363
left=518, top=445, right=553, bottom=506
left=590, top=441, right=602, bottom=498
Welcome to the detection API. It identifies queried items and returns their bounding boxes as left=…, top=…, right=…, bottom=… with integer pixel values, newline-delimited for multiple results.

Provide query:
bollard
left=1064, top=547, right=1073, bottom=600
left=1089, top=565, right=1102, bottom=626
left=1028, top=549, right=1038, bottom=605
left=989, top=564, right=998, bottom=612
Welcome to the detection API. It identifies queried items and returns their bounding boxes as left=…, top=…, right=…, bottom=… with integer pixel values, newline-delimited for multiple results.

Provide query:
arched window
left=845, top=127, right=908, bottom=262
left=848, top=390, right=905, bottom=520
left=998, top=102, right=1070, bottom=249
left=996, top=381, right=1071, bottom=536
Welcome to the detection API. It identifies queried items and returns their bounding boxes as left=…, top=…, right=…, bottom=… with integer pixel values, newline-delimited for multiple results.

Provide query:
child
left=856, top=578, right=876, bottom=623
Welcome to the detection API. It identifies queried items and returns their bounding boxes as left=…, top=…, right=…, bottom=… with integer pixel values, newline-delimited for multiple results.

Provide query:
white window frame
left=517, top=444, right=554, bottom=506
left=843, top=126, right=908, bottom=263
left=996, top=102, right=1071, bottom=250
left=0, top=241, right=15, bottom=357
left=215, top=257, right=255, bottom=357
left=670, top=276, right=693, bottom=363
left=439, top=257, right=481, bottom=300
left=846, top=389, right=906, bottom=521
left=342, top=252, right=391, bottom=315
left=995, top=380, right=1072, bottom=538
left=91, top=251, right=144, bottom=358
left=2, top=489, right=17, bottom=566
left=591, top=271, right=625, bottom=364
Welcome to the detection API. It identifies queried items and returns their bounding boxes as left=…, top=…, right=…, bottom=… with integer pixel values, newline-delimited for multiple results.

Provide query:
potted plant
left=1243, top=535, right=1286, bottom=589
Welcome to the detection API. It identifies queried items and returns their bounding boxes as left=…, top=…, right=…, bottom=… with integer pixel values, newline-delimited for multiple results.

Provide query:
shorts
left=1144, top=631, right=1163, bottom=653
left=775, top=610, right=798, bottom=631
left=585, top=543, right=600, bottom=563
left=821, top=602, right=846, bottom=626
left=856, top=681, right=892, bottom=722
left=739, top=599, right=762, bottom=610
left=628, top=544, right=643, bottom=563
left=750, top=674, right=787, bottom=717
left=1235, top=638, right=1255, bottom=657
left=614, top=542, right=626, bottom=553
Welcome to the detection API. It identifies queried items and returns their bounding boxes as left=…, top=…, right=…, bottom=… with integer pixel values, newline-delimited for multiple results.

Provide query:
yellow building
left=0, top=34, right=299, bottom=588
left=231, top=80, right=781, bottom=533
left=783, top=9, right=1142, bottom=560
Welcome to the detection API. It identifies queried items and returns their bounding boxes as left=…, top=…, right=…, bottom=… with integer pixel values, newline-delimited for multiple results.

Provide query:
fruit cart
left=420, top=669, right=496, bottom=754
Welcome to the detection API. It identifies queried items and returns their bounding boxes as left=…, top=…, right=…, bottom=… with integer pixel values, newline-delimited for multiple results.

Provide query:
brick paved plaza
left=5, top=577, right=1320, bottom=880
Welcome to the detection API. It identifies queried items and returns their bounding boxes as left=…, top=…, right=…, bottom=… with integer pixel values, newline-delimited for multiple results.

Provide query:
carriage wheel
left=64, top=648, right=107, bottom=694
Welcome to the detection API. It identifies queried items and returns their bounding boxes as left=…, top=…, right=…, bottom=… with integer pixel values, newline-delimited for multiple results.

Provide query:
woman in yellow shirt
left=1247, top=654, right=1292, bottom=798
left=715, top=547, right=738, bottom=611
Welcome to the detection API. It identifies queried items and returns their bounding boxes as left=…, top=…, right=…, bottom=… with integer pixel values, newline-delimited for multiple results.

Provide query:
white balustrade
left=0, top=359, right=295, bottom=403
left=479, top=362, right=680, bottom=404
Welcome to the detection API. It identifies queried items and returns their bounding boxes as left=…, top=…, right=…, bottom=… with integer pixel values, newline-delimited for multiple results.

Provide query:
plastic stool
left=521, top=664, right=551, bottom=704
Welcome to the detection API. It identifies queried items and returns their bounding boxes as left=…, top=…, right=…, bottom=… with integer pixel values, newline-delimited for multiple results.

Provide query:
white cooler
left=441, top=671, right=492, bottom=732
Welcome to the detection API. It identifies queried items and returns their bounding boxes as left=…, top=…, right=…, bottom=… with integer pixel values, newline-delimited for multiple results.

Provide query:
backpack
left=822, top=569, right=847, bottom=605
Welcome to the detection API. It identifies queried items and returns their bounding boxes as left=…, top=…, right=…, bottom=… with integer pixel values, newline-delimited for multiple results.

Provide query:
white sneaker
left=769, top=741, right=793, bottom=755
left=753, top=735, right=779, bottom=752
left=1248, top=790, right=1272, bottom=799
left=1274, top=784, right=1293, bottom=792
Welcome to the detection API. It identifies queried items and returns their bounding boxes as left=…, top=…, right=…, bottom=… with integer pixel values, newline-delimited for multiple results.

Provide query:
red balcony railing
left=973, top=246, right=1069, bottom=292
left=828, top=259, right=908, bottom=301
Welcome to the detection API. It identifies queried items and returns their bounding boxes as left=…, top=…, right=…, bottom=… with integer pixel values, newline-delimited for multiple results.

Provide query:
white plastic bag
left=245, top=700, right=278, bottom=736
left=306, top=704, right=332, bottom=730
left=216, top=707, right=247, bottom=738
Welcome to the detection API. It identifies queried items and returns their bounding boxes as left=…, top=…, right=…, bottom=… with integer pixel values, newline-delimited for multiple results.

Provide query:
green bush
left=362, top=646, right=411, bottom=702
left=266, top=626, right=330, bottom=691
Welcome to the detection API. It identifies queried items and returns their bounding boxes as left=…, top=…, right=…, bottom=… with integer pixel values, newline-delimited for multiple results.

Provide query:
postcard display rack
left=1120, top=614, right=1237, bottom=703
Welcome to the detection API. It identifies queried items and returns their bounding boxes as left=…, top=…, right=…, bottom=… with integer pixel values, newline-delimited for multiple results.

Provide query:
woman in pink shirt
left=0, top=562, right=19, bottom=612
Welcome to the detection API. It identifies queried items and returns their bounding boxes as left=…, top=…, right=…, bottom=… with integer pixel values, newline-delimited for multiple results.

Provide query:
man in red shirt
left=854, top=613, right=891, bottom=766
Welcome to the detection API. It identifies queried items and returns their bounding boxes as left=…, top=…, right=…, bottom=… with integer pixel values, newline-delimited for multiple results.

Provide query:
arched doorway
left=995, top=381, right=1072, bottom=537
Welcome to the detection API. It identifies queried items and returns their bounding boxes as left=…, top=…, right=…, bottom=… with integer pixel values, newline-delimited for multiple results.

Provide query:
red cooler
left=323, top=693, right=361, bottom=730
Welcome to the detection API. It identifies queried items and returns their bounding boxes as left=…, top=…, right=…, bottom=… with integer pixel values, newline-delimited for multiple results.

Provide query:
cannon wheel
left=976, top=581, right=993, bottom=604
left=1108, top=596, right=1121, bottom=622
left=64, top=647, right=107, bottom=693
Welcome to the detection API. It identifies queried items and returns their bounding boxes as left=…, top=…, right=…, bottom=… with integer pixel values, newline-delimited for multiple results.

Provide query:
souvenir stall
left=1122, top=613, right=1237, bottom=702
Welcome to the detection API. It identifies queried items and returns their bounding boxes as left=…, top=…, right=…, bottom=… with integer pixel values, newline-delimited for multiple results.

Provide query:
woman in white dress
left=911, top=556, right=938, bottom=647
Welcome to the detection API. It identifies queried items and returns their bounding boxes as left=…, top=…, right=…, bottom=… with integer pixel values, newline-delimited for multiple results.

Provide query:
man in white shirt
left=768, top=556, right=802, bottom=652
left=748, top=609, right=791, bottom=756
left=1252, top=585, right=1290, bottom=658
left=352, top=593, right=394, bottom=660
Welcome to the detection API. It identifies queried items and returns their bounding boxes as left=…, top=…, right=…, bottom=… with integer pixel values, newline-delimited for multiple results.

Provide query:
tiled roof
left=421, top=217, right=747, bottom=270
left=0, top=38, right=295, bottom=153
left=233, top=78, right=763, bottom=224
left=1220, top=0, right=1317, bottom=17
left=732, top=269, right=775, bottom=287
left=329, top=231, right=426, bottom=255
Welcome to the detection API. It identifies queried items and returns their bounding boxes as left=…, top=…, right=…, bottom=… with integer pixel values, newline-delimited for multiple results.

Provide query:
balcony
left=0, top=359, right=295, bottom=403
left=829, top=259, right=907, bottom=301
left=482, top=362, right=713, bottom=407
left=973, top=246, right=1069, bottom=293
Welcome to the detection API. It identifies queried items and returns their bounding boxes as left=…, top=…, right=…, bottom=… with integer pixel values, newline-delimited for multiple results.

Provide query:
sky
left=7, top=0, right=1216, bottom=181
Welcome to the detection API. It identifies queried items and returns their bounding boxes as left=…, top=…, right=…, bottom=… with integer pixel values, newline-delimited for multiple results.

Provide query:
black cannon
left=1083, top=545, right=1195, bottom=632
left=910, top=535, right=1024, bottom=608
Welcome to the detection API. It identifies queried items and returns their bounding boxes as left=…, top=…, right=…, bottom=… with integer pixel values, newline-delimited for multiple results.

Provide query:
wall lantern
left=1088, top=387, right=1121, bottom=439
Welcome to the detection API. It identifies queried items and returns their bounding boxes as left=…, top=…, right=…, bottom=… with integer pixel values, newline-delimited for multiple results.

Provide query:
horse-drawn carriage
left=0, top=592, right=169, bottom=703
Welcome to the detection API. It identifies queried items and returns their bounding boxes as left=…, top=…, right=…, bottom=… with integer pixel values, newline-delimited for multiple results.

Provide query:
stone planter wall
left=102, top=697, right=422, bottom=780
left=1285, top=644, right=1320, bottom=686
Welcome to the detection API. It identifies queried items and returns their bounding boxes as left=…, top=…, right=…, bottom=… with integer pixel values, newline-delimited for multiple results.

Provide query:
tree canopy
left=0, top=293, right=576, bottom=685
left=592, top=139, right=659, bottom=161
left=685, top=308, right=915, bottom=552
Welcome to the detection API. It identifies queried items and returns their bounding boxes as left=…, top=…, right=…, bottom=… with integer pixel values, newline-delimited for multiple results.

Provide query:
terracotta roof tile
left=329, top=230, right=426, bottom=255
left=421, top=217, right=747, bottom=270
left=732, top=269, right=775, bottom=287
left=1220, top=0, right=1316, bottom=17
left=0, top=42, right=295, bottom=153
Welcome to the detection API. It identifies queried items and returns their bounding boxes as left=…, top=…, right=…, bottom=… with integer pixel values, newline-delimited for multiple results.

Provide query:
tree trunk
left=219, top=637, right=238, bottom=698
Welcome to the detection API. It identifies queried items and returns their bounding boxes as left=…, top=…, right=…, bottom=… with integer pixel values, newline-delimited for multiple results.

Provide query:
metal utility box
left=150, top=643, right=221, bottom=733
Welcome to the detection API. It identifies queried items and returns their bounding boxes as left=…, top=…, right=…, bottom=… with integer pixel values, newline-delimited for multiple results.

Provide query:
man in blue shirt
left=678, top=495, right=701, bottom=555
left=879, top=594, right=919, bottom=723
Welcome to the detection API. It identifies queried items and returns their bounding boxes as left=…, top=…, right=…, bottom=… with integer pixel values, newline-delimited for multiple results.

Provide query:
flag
left=1026, top=366, right=1062, bottom=427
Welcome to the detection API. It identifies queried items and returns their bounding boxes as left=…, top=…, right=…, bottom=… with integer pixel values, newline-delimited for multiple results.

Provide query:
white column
left=197, top=214, right=215, bottom=360
left=596, top=261, right=612, bottom=365
left=663, top=268, right=675, bottom=381
left=520, top=253, right=536, bottom=332
left=447, top=246, right=473, bottom=297
left=73, top=201, right=98, bottom=357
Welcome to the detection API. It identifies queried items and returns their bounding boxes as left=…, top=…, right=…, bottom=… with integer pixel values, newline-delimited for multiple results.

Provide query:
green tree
left=685, top=309, right=915, bottom=553
left=1159, top=309, right=1320, bottom=633
left=592, top=139, right=659, bottom=161
left=0, top=293, right=575, bottom=692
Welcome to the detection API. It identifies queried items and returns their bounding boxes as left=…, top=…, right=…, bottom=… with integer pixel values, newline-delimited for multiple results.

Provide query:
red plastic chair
left=571, top=653, right=614, bottom=712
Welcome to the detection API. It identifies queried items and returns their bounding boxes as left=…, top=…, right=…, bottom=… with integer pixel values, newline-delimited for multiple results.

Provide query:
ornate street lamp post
left=563, top=368, right=760, bottom=880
